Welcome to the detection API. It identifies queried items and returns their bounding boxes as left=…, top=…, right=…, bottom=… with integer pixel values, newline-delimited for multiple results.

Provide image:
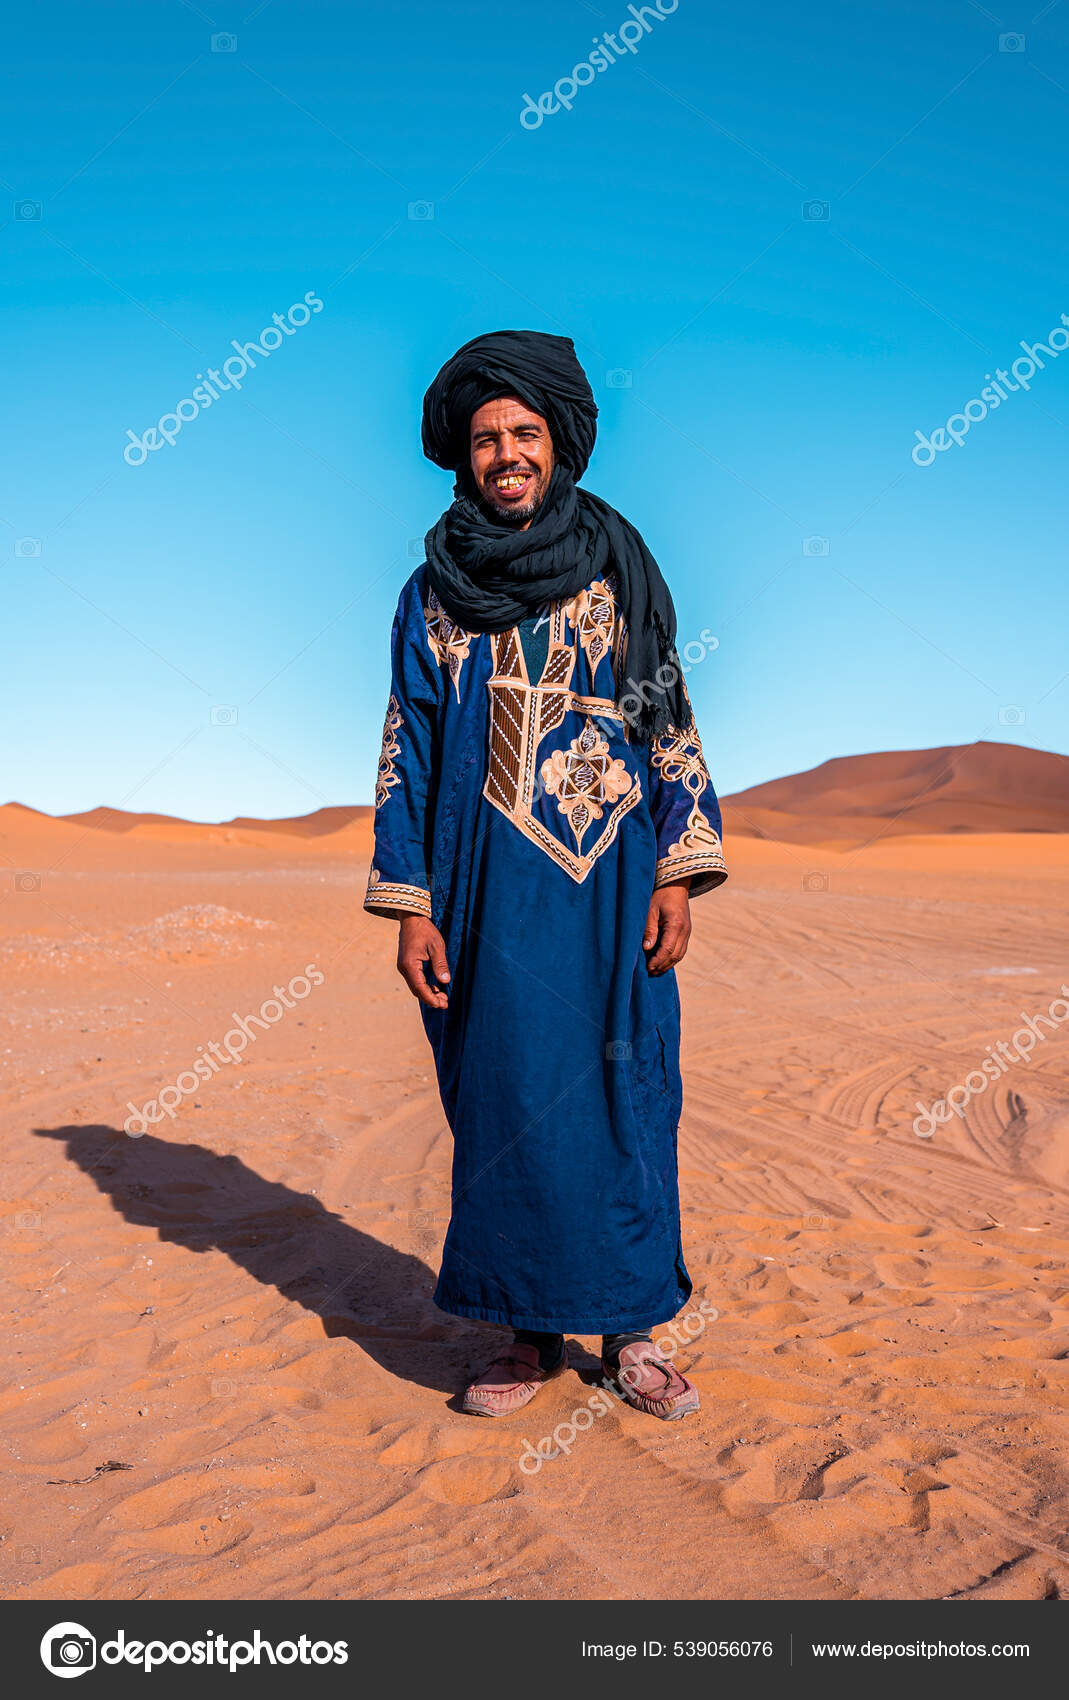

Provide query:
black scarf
left=420, top=330, right=691, bottom=742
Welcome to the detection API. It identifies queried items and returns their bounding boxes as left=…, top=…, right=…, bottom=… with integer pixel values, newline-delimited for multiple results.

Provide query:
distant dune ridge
left=51, top=803, right=373, bottom=838
left=2, top=740, right=1067, bottom=847
left=722, top=739, right=1069, bottom=843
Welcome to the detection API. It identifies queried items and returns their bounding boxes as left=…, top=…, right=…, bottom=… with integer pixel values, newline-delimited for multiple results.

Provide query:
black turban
left=421, top=329, right=598, bottom=479
left=419, top=329, right=692, bottom=742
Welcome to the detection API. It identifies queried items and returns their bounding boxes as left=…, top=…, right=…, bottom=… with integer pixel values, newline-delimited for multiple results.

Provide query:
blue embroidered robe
left=365, top=566, right=727, bottom=1333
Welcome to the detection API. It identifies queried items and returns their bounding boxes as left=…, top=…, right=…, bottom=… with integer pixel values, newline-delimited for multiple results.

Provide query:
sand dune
left=49, top=803, right=372, bottom=839
left=0, top=803, right=373, bottom=868
left=724, top=739, right=1069, bottom=841
left=221, top=806, right=372, bottom=839
left=1, top=788, right=1068, bottom=1600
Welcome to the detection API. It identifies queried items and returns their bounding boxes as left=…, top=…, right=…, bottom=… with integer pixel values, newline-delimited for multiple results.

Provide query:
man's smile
left=490, top=469, right=533, bottom=498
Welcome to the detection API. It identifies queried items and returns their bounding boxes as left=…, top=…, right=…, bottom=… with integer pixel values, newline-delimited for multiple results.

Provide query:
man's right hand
left=396, top=913, right=451, bottom=1009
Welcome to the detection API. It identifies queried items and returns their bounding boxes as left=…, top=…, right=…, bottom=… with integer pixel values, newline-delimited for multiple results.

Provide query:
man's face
left=469, top=396, right=555, bottom=527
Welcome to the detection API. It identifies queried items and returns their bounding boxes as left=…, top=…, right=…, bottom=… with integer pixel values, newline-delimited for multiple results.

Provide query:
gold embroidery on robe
left=424, top=588, right=472, bottom=700
left=374, top=695, right=403, bottom=809
left=650, top=721, right=727, bottom=883
left=482, top=592, right=640, bottom=883
left=364, top=867, right=432, bottom=916
left=541, top=719, right=633, bottom=854
left=561, top=578, right=616, bottom=673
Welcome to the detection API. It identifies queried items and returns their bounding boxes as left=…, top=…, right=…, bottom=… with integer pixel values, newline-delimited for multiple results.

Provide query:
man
left=365, top=330, right=726, bottom=1420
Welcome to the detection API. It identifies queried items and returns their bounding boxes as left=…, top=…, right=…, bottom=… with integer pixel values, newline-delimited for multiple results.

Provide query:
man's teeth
left=494, top=473, right=529, bottom=490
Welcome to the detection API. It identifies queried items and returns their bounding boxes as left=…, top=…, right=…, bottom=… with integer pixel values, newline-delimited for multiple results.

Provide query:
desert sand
left=2, top=743, right=1068, bottom=1602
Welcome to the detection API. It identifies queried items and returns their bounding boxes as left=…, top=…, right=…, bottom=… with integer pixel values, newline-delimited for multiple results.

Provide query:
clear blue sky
left=4, top=0, right=1068, bottom=820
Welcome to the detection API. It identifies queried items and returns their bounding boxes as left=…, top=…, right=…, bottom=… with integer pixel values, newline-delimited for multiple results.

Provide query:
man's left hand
left=643, top=879, right=692, bottom=975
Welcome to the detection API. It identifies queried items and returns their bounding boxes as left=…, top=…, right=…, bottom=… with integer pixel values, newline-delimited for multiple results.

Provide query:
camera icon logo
left=802, top=870, right=828, bottom=893
left=999, top=33, right=1025, bottom=52
left=210, top=704, right=238, bottom=726
left=15, top=871, right=41, bottom=893
left=211, top=32, right=237, bottom=52
left=999, top=705, right=1025, bottom=726
left=408, top=201, right=435, bottom=221
left=802, top=200, right=830, bottom=221
left=802, top=536, right=829, bottom=556
left=40, top=1622, right=97, bottom=1678
left=15, top=200, right=42, bottom=220
left=605, top=368, right=633, bottom=389
left=605, top=1040, right=632, bottom=1061
left=15, top=538, right=42, bottom=557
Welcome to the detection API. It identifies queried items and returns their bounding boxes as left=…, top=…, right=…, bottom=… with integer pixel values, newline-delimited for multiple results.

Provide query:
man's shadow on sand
left=33, top=1124, right=498, bottom=1399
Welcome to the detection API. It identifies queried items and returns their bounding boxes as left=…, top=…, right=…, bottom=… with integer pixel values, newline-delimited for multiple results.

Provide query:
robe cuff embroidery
left=654, top=843, right=727, bottom=898
left=364, top=869, right=432, bottom=917
left=649, top=717, right=728, bottom=898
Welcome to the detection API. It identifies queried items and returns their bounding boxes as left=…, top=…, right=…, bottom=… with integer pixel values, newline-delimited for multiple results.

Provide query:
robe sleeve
left=363, top=573, right=443, bottom=920
left=646, top=689, right=728, bottom=900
